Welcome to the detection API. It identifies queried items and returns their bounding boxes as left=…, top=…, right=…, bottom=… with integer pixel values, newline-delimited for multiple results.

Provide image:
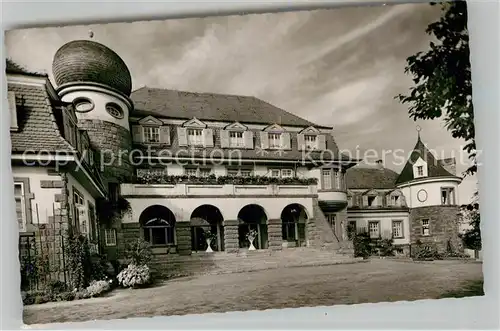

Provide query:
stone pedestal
left=223, top=220, right=239, bottom=253
left=176, top=222, right=192, bottom=256
left=267, top=219, right=283, bottom=251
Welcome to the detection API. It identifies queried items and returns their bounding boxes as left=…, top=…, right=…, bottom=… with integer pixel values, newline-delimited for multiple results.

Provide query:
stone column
left=267, top=219, right=283, bottom=251
left=175, top=222, right=192, bottom=256
left=223, top=220, right=239, bottom=253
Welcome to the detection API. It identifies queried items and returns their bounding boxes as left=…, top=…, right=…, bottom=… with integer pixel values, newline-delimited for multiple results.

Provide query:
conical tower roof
left=395, top=133, right=457, bottom=185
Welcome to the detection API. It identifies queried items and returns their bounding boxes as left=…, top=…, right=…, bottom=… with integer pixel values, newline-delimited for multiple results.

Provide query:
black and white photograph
left=4, top=1, right=485, bottom=325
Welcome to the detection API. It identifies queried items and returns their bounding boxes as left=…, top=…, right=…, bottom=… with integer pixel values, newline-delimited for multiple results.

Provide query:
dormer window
left=417, top=166, right=424, bottom=177
left=187, top=128, right=203, bottom=146
left=268, top=133, right=282, bottom=149
left=144, top=126, right=160, bottom=143
left=391, top=195, right=400, bottom=206
left=413, top=157, right=428, bottom=178
left=367, top=196, right=376, bottom=207
left=8, top=91, right=18, bottom=131
left=304, top=135, right=317, bottom=149
left=229, top=131, right=244, bottom=147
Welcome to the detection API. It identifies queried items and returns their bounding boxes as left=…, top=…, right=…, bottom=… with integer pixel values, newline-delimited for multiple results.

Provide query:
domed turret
left=52, top=40, right=132, bottom=96
left=52, top=39, right=134, bottom=184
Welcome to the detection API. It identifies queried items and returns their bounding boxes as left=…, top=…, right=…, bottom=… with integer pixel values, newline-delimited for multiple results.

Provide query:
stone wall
left=223, top=220, right=239, bottom=253
left=307, top=198, right=340, bottom=249
left=77, top=119, right=134, bottom=183
left=267, top=219, right=283, bottom=251
left=409, top=205, right=462, bottom=253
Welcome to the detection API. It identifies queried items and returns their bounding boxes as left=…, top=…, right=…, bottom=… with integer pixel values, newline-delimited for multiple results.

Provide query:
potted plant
left=246, top=229, right=258, bottom=251
left=204, top=230, right=217, bottom=253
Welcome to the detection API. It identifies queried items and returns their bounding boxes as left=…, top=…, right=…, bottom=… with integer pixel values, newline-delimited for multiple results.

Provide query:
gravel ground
left=23, top=259, right=483, bottom=325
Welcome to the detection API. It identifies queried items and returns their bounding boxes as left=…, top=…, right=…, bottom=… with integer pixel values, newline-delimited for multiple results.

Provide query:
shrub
left=74, top=289, right=91, bottom=300
left=45, top=280, right=67, bottom=295
left=413, top=243, right=442, bottom=261
left=86, top=280, right=111, bottom=297
left=124, top=238, right=152, bottom=266
left=353, top=231, right=372, bottom=258
left=65, top=232, right=92, bottom=290
left=55, top=291, right=75, bottom=302
left=90, top=254, right=110, bottom=281
left=377, top=239, right=395, bottom=257
left=117, top=264, right=151, bottom=288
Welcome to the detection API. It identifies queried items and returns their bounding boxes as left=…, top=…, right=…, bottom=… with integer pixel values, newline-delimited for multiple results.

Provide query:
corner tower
left=395, top=130, right=463, bottom=253
left=52, top=39, right=134, bottom=185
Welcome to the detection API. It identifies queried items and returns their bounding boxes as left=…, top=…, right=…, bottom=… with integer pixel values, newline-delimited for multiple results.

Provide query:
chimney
left=439, top=157, right=456, bottom=176
left=376, top=159, right=384, bottom=169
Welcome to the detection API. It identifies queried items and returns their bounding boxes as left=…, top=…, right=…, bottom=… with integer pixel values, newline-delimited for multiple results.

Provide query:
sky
left=5, top=2, right=477, bottom=204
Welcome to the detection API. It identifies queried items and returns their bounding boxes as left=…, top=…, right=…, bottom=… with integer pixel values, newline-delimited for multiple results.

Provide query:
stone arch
left=237, top=204, right=268, bottom=249
left=190, top=204, right=225, bottom=252
left=280, top=203, right=309, bottom=247
left=139, top=205, right=176, bottom=246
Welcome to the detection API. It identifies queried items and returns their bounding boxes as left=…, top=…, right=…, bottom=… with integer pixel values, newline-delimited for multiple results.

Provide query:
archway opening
left=237, top=204, right=268, bottom=249
left=190, top=205, right=224, bottom=252
left=139, top=205, right=176, bottom=246
left=281, top=204, right=308, bottom=247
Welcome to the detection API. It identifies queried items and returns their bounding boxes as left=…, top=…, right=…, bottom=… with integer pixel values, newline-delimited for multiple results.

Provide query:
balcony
left=121, top=182, right=317, bottom=198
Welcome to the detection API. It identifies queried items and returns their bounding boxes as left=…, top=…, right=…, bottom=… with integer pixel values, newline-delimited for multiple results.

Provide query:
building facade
left=8, top=39, right=463, bottom=269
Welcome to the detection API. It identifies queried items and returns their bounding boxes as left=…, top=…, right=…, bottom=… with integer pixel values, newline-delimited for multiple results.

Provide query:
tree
left=397, top=2, right=480, bottom=251
left=396, top=1, right=476, bottom=176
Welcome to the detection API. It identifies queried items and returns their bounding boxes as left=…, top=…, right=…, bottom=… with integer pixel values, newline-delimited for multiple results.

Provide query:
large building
left=8, top=39, right=463, bottom=271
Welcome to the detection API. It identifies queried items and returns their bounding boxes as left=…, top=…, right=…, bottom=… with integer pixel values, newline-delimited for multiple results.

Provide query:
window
left=271, top=169, right=281, bottom=178
left=367, top=196, right=377, bottom=207
left=391, top=195, right=400, bottom=206
left=334, top=170, right=341, bottom=190
left=227, top=169, right=239, bottom=177
left=104, top=229, right=117, bottom=246
left=8, top=91, right=18, bottom=131
left=185, top=168, right=198, bottom=177
left=73, top=189, right=84, bottom=233
left=270, top=168, right=293, bottom=178
left=187, top=128, right=203, bottom=146
left=392, top=220, right=403, bottom=238
left=240, top=170, right=252, bottom=177
left=441, top=187, right=455, bottom=205
left=64, top=119, right=77, bottom=147
left=268, top=133, right=282, bottom=149
left=199, top=168, right=212, bottom=177
left=14, top=183, right=26, bottom=232
left=322, top=169, right=332, bottom=189
left=185, top=167, right=212, bottom=177
left=229, top=131, right=244, bottom=147
left=368, top=221, right=380, bottom=239
left=73, top=97, right=94, bottom=113
left=144, top=126, right=160, bottom=143
left=105, top=103, right=124, bottom=119
left=304, top=135, right=317, bottom=149
left=422, top=219, right=430, bottom=236
left=417, top=166, right=424, bottom=177
left=143, top=218, right=175, bottom=245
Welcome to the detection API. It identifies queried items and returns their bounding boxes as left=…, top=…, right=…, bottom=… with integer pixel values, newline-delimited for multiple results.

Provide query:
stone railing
left=121, top=182, right=317, bottom=197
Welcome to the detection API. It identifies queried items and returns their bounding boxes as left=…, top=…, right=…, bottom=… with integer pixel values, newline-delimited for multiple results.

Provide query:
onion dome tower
left=395, top=127, right=463, bottom=253
left=52, top=34, right=134, bottom=185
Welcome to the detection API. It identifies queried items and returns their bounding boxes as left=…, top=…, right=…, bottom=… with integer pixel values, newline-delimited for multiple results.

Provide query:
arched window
left=140, top=205, right=176, bottom=246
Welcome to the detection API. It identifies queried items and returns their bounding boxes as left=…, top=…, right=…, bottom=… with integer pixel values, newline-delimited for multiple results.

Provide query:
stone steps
left=149, top=247, right=360, bottom=278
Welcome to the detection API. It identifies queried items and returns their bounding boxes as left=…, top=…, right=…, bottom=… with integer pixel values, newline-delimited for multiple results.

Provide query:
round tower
left=52, top=38, right=134, bottom=184
left=396, top=129, right=462, bottom=253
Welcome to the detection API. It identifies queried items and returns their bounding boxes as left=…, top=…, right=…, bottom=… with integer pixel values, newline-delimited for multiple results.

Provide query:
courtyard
left=23, top=259, right=483, bottom=325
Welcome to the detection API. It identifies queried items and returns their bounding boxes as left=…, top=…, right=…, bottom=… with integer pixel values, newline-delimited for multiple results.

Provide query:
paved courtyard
left=24, top=259, right=483, bottom=325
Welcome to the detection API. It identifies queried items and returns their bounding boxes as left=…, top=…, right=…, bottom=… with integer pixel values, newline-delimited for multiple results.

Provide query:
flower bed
left=135, top=173, right=318, bottom=186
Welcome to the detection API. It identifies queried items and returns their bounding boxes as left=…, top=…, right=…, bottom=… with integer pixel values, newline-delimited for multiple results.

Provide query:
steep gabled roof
left=346, top=166, right=400, bottom=190
left=130, top=87, right=330, bottom=128
left=6, top=59, right=47, bottom=77
left=8, top=82, right=74, bottom=153
left=395, top=135, right=455, bottom=184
